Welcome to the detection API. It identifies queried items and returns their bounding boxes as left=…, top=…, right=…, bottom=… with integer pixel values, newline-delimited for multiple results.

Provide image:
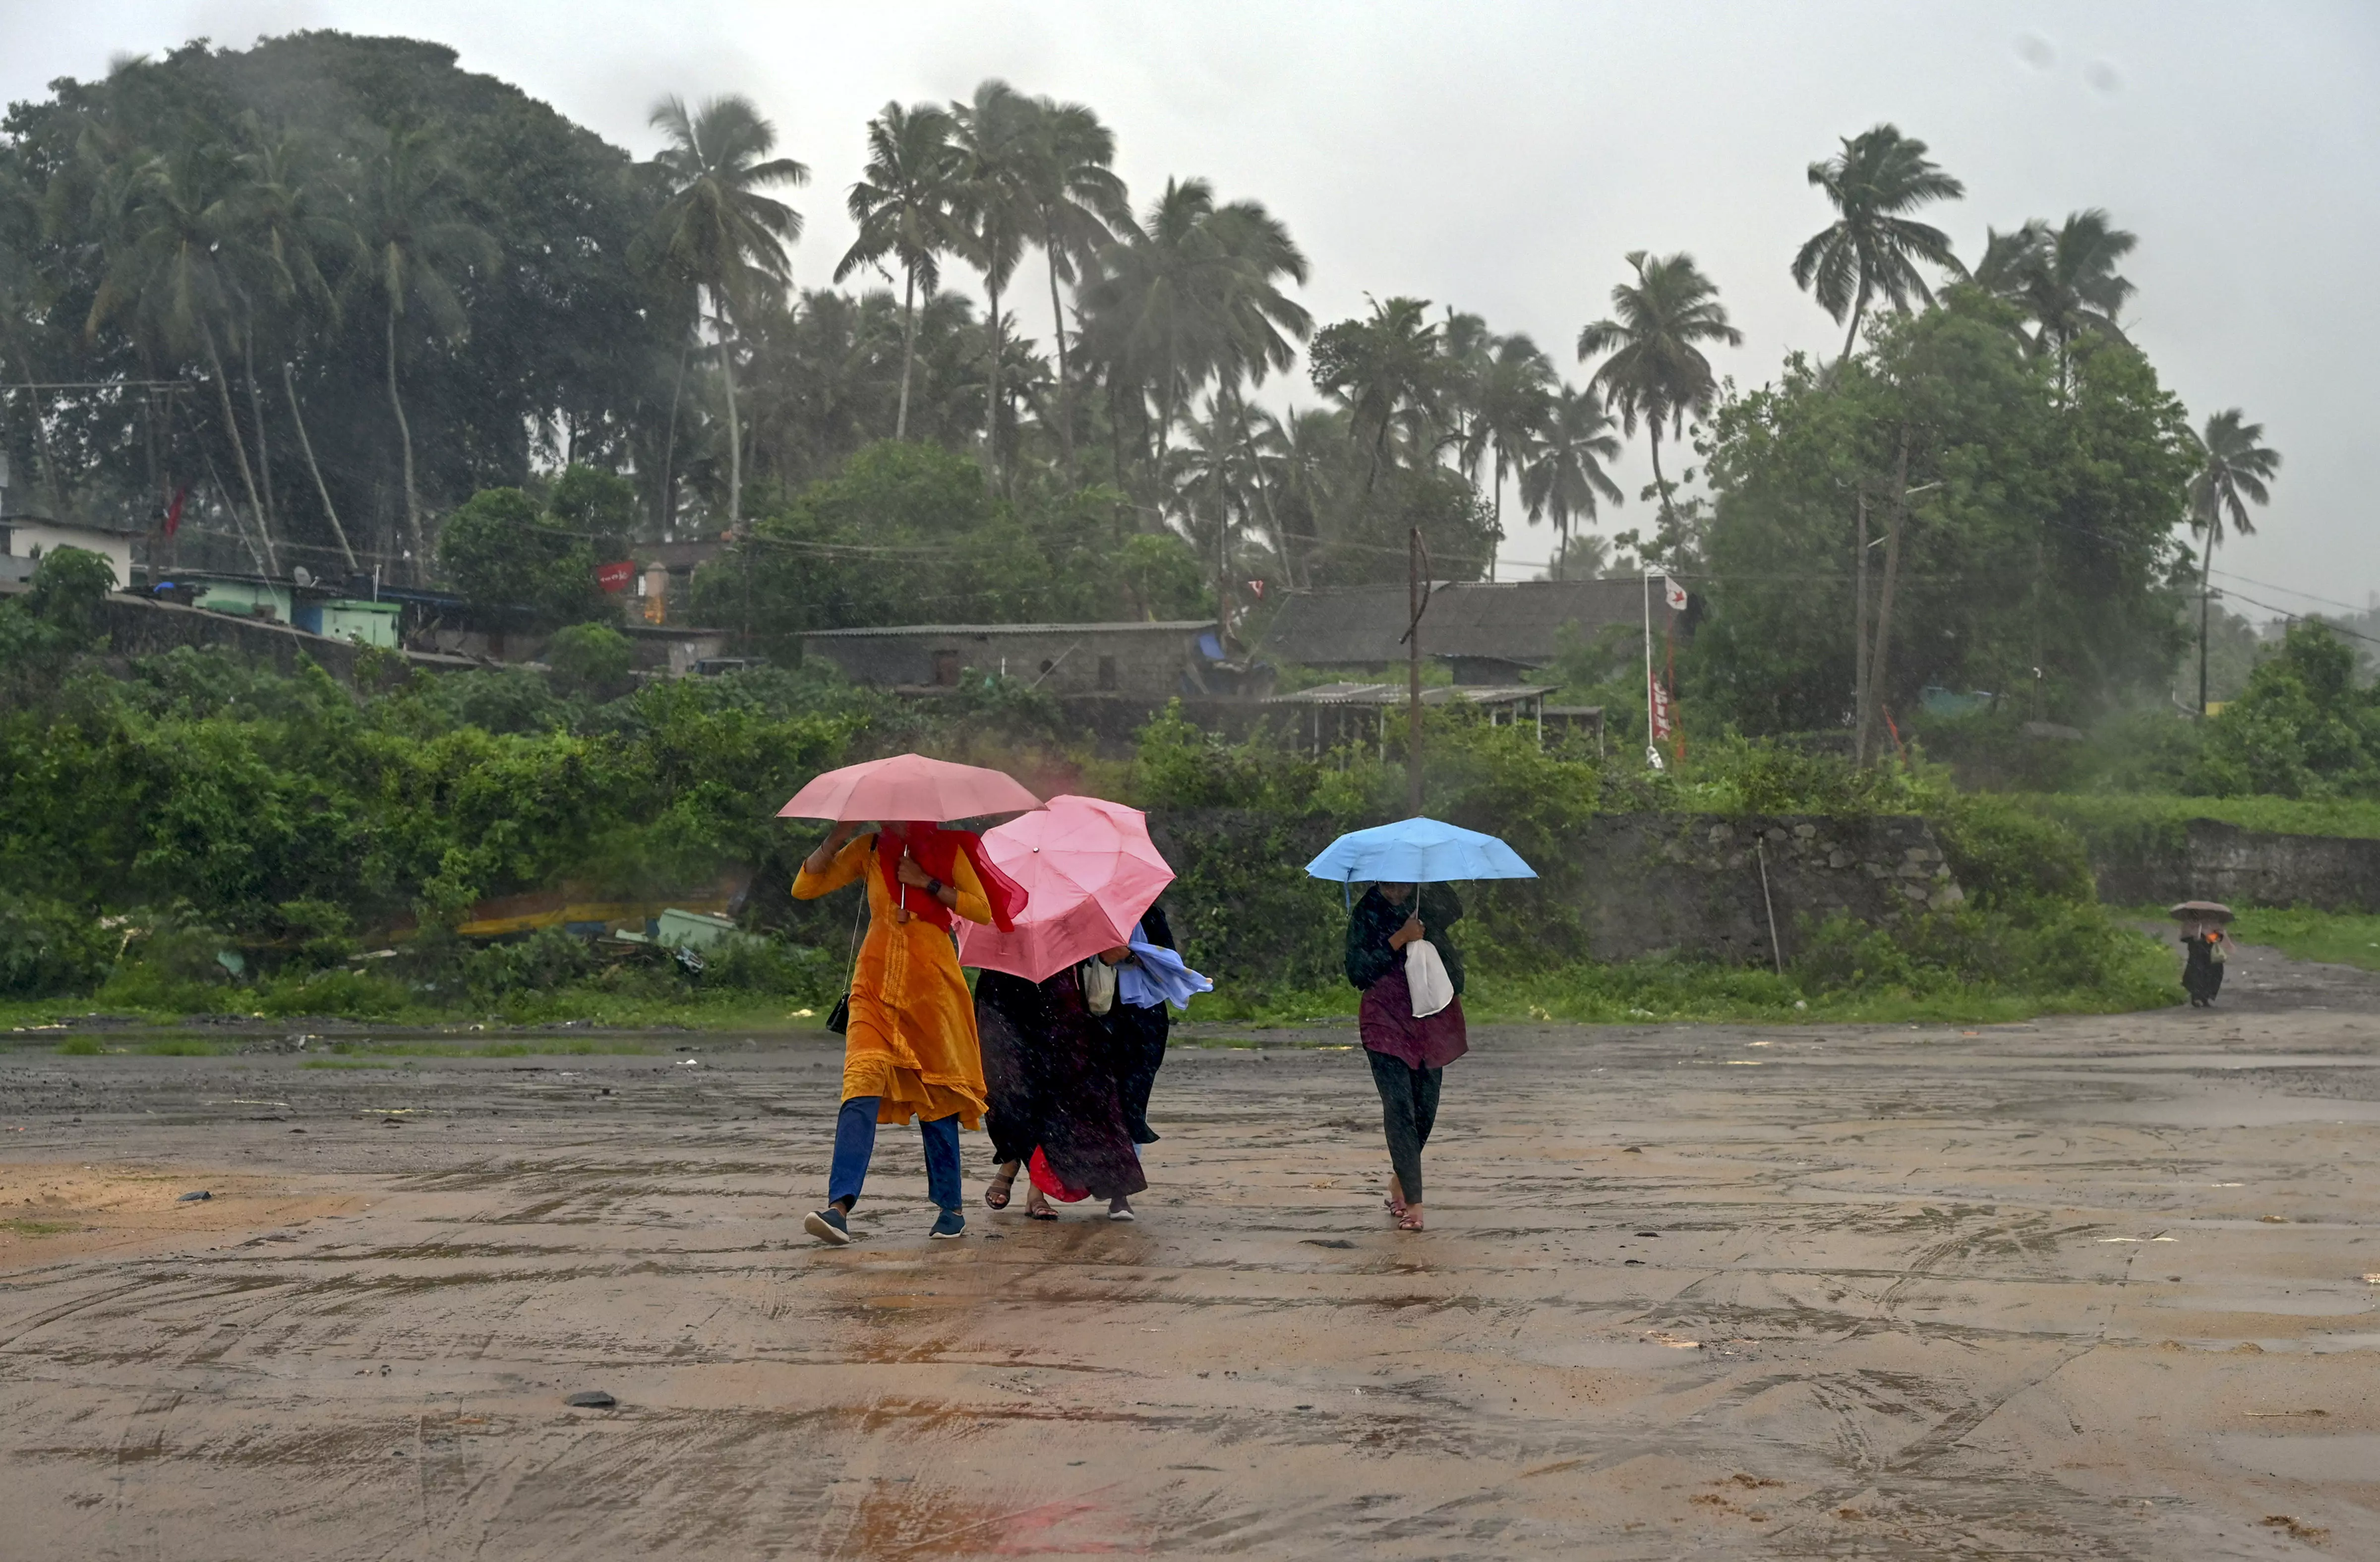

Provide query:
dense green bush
left=1931, top=793, right=2097, bottom=908
left=0, top=894, right=114, bottom=998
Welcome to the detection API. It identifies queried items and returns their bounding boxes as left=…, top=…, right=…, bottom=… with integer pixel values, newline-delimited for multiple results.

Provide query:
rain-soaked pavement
left=2, top=943, right=2377, bottom=1558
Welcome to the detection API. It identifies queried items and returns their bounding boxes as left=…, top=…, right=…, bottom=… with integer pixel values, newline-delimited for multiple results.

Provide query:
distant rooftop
left=1257, top=579, right=1682, bottom=669
left=803, top=620, right=1215, bottom=638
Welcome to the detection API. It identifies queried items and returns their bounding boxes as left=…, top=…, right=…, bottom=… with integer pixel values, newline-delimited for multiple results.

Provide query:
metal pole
left=1642, top=568, right=1655, bottom=768
left=1853, top=490, right=1870, bottom=761
left=1756, top=839, right=1784, bottom=976
left=1407, top=526, right=1424, bottom=818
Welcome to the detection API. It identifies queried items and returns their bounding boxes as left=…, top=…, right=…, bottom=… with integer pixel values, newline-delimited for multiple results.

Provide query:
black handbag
left=825, top=884, right=864, bottom=1034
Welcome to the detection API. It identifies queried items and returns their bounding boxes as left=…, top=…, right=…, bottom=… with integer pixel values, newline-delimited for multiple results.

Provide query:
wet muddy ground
left=3, top=945, right=2377, bottom=1558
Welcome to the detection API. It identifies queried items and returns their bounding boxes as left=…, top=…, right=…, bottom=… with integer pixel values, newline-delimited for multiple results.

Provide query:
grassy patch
left=53, top=1035, right=105, bottom=1055
left=298, top=1057, right=393, bottom=1069
left=2027, top=793, right=2380, bottom=841
left=1, top=1218, right=78, bottom=1237
left=2224, top=907, right=2380, bottom=973
left=136, top=1038, right=230, bottom=1056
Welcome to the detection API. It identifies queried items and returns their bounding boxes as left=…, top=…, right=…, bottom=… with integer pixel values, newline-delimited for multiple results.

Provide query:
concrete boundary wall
left=2086, top=818, right=2380, bottom=912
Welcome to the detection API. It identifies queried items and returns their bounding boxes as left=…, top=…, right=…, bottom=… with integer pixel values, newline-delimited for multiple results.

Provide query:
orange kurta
left=793, top=834, right=991, bottom=1128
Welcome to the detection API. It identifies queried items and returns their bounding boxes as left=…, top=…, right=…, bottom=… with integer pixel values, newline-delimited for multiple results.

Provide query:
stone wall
left=2086, top=818, right=2380, bottom=912
left=1571, top=813, right=1961, bottom=966
left=1138, top=808, right=1961, bottom=985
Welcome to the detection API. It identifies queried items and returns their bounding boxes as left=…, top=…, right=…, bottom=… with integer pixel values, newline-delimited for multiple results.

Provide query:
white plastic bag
left=1405, top=939, right=1454, bottom=1019
left=1080, top=957, right=1118, bottom=1016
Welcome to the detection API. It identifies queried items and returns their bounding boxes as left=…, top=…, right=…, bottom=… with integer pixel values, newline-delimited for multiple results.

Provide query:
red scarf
left=875, top=824, right=1027, bottom=932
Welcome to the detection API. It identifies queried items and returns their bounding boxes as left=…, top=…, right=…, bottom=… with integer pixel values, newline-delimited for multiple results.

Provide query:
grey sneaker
left=929, top=1207, right=967, bottom=1240
left=804, top=1207, right=850, bottom=1245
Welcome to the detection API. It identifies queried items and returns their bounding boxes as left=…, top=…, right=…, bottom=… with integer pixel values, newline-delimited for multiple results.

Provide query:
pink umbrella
left=957, top=795, right=1175, bottom=981
left=778, top=754, right=1042, bottom=824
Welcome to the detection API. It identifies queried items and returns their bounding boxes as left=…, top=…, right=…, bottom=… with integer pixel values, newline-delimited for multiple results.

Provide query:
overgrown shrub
left=0, top=894, right=112, bottom=997
left=1930, top=793, right=2097, bottom=908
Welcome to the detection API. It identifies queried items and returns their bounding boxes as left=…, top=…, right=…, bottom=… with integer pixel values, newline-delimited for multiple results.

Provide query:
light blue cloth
left=1116, top=924, right=1212, bottom=1011
left=1305, top=816, right=1537, bottom=886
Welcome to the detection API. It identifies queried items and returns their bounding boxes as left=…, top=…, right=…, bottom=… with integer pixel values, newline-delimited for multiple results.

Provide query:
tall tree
left=1078, top=177, right=1309, bottom=497
left=231, top=115, right=360, bottom=573
left=835, top=101, right=964, bottom=441
left=1519, top=383, right=1624, bottom=573
left=1308, top=295, right=1448, bottom=483
left=1576, top=250, right=1741, bottom=526
left=647, top=94, right=808, bottom=534
left=1975, top=210, right=2138, bottom=375
left=1791, top=123, right=1964, bottom=361
left=950, top=80, right=1036, bottom=477
left=1463, top=333, right=1556, bottom=575
left=89, top=136, right=280, bottom=574
left=1018, top=95, right=1130, bottom=480
left=2189, top=407, right=2280, bottom=713
left=347, top=126, right=497, bottom=577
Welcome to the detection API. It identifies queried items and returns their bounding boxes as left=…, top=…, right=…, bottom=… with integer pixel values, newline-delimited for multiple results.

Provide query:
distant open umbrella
left=778, top=754, right=1042, bottom=824
left=1306, top=817, right=1537, bottom=886
left=2168, top=901, right=2235, bottom=922
left=958, top=796, right=1175, bottom=981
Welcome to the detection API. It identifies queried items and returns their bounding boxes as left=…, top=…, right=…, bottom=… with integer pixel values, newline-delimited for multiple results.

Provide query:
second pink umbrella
left=957, top=795, right=1174, bottom=981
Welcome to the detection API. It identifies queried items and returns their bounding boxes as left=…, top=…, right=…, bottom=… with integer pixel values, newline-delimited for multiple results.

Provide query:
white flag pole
left=1642, top=569, right=1659, bottom=769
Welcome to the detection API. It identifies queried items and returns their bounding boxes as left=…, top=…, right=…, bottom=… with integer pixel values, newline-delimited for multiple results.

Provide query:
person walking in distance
left=1344, top=880, right=1468, bottom=1231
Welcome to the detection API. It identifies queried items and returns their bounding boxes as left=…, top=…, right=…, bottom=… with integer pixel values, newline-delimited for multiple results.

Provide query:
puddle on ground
left=2309, top=1332, right=2380, bottom=1352
left=2213, top=1433, right=2380, bottom=1483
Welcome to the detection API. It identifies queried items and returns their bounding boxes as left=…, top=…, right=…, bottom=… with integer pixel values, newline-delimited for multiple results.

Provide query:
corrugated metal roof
left=803, top=620, right=1215, bottom=639
left=1257, top=579, right=1677, bottom=667
left=1262, top=682, right=1549, bottom=707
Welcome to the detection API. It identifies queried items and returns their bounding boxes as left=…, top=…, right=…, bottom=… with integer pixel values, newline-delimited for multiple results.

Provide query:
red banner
left=595, top=560, right=636, bottom=594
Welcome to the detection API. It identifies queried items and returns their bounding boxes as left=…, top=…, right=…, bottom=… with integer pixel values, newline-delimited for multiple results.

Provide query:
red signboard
left=595, top=560, right=636, bottom=594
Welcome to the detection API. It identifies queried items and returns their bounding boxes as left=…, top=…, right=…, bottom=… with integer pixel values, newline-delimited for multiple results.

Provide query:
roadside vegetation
left=3, top=34, right=2360, bottom=1034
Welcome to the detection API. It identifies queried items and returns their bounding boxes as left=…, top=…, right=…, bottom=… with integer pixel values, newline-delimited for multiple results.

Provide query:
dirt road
left=3, top=949, right=2376, bottom=1558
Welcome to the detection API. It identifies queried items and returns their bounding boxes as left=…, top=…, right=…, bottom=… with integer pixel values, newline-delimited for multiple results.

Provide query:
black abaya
left=975, top=967, right=1147, bottom=1200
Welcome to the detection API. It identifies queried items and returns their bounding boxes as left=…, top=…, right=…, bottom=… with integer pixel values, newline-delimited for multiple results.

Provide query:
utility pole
left=1853, top=489, right=1870, bottom=750
left=2198, top=532, right=2215, bottom=715
left=1404, top=526, right=1428, bottom=818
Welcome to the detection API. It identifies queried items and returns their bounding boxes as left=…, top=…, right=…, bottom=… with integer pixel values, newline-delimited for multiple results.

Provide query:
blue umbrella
left=1305, top=817, right=1538, bottom=896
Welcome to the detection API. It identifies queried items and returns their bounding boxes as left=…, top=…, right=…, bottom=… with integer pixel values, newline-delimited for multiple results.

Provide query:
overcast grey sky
left=5, top=1, right=2375, bottom=605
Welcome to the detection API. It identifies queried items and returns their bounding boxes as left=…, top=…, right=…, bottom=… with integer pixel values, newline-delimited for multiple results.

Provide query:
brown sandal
left=984, top=1167, right=1016, bottom=1209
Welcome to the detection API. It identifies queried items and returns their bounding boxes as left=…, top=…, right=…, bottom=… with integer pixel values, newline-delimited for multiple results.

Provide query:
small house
left=801, top=620, right=1223, bottom=699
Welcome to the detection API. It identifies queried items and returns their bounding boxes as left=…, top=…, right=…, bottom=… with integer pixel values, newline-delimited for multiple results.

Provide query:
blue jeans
left=827, top=1096, right=962, bottom=1211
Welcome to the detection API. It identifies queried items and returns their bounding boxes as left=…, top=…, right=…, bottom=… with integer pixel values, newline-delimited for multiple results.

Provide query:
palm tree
left=1519, top=384, right=1624, bottom=573
left=1077, top=177, right=1309, bottom=496
left=647, top=94, right=809, bottom=533
left=1576, top=250, right=1741, bottom=526
left=1307, top=295, right=1447, bottom=482
left=89, top=137, right=281, bottom=573
left=348, top=126, right=497, bottom=576
left=232, top=116, right=362, bottom=573
left=2189, top=408, right=2280, bottom=713
left=836, top=101, right=964, bottom=441
left=950, top=80, right=1037, bottom=475
left=1791, top=123, right=1964, bottom=362
left=1975, top=211, right=2136, bottom=379
left=1018, top=95, right=1130, bottom=480
left=1463, top=333, right=1555, bottom=575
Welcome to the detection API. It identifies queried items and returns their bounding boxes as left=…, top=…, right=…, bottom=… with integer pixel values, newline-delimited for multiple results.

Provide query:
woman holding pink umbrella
left=781, top=757, right=1035, bottom=1246
left=957, top=795, right=1201, bottom=1223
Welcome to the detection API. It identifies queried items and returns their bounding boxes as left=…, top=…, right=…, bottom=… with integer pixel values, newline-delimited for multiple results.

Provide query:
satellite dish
left=292, top=565, right=315, bottom=588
